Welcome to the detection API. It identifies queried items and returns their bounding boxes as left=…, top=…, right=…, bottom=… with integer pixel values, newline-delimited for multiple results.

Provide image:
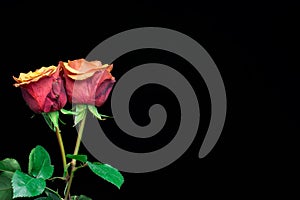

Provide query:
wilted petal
left=13, top=66, right=57, bottom=87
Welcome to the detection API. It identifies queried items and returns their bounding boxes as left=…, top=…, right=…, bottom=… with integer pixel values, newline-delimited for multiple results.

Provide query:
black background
left=0, top=0, right=298, bottom=199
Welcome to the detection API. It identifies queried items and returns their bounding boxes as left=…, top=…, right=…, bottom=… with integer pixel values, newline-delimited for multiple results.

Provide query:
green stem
left=73, top=115, right=86, bottom=158
left=74, top=163, right=88, bottom=172
left=48, top=176, right=67, bottom=181
left=64, top=109, right=87, bottom=200
left=64, top=170, right=74, bottom=200
left=55, top=126, right=67, bottom=176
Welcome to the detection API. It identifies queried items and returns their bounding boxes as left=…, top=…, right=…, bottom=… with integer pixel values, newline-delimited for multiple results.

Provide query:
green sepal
left=60, top=108, right=78, bottom=115
left=59, top=117, right=66, bottom=125
left=42, top=111, right=60, bottom=132
left=87, top=105, right=113, bottom=120
left=74, top=104, right=87, bottom=126
left=87, top=161, right=124, bottom=189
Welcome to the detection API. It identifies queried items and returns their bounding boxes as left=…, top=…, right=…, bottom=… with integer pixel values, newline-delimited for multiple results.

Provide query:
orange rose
left=59, top=58, right=115, bottom=107
left=13, top=65, right=67, bottom=113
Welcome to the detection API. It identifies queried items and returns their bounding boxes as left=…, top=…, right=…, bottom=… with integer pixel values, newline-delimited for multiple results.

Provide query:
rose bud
left=59, top=58, right=115, bottom=107
left=13, top=65, right=67, bottom=113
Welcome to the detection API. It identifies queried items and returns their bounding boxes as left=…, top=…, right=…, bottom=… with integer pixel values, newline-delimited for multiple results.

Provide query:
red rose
left=59, top=58, right=115, bottom=107
left=13, top=65, right=67, bottom=113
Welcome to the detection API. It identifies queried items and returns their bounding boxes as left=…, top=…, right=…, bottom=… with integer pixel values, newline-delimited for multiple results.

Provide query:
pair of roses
left=4, top=58, right=124, bottom=200
left=13, top=58, right=115, bottom=114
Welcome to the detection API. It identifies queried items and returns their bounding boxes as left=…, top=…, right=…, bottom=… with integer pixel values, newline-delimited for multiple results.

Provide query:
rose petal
left=13, top=66, right=57, bottom=87
left=64, top=64, right=110, bottom=80
left=67, top=72, right=96, bottom=80
left=63, top=59, right=109, bottom=75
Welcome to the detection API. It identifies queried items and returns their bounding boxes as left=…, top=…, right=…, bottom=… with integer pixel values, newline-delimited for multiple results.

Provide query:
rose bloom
left=13, top=65, right=67, bottom=113
left=59, top=58, right=115, bottom=107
